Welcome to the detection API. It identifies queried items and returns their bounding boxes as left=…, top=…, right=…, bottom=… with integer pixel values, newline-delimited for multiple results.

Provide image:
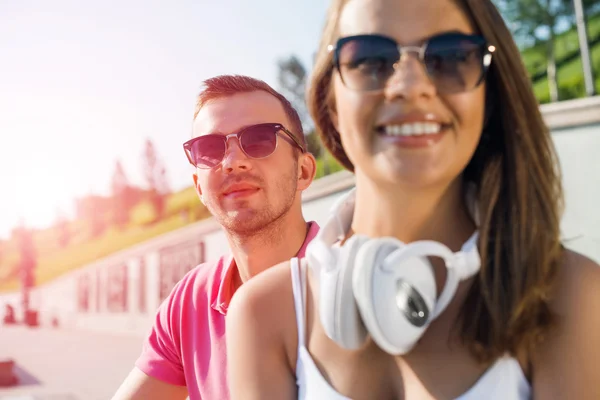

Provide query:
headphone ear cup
left=311, top=235, right=369, bottom=350
left=352, top=238, right=403, bottom=354
left=353, top=238, right=437, bottom=355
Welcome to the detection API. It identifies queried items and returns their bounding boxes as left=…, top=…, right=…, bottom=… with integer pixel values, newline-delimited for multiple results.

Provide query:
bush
left=558, top=75, right=586, bottom=101
left=315, top=154, right=345, bottom=179
left=130, top=201, right=157, bottom=226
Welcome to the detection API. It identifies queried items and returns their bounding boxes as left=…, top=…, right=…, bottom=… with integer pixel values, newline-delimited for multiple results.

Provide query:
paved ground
left=0, top=325, right=144, bottom=400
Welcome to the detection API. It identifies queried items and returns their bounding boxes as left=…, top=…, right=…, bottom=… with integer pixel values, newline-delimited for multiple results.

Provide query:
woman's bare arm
left=226, top=262, right=298, bottom=400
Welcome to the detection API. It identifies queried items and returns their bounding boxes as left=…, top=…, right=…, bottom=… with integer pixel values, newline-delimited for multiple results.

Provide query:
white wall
left=552, top=123, right=600, bottom=263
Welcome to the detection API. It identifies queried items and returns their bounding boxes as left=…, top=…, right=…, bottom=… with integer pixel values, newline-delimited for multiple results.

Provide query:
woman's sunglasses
left=183, top=122, right=305, bottom=169
left=328, top=32, right=495, bottom=94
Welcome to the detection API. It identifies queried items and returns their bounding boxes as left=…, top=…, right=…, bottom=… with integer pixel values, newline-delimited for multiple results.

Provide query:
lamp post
left=573, top=0, right=596, bottom=96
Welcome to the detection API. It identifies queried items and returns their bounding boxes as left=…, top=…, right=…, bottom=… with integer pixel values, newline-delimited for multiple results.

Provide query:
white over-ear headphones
left=306, top=187, right=481, bottom=355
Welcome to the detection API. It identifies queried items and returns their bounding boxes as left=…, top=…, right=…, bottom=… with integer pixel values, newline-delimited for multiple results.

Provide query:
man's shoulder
left=168, top=255, right=232, bottom=300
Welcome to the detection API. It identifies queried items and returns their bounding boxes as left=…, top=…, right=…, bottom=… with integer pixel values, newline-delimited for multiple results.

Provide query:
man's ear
left=193, top=172, right=204, bottom=205
left=297, top=152, right=317, bottom=191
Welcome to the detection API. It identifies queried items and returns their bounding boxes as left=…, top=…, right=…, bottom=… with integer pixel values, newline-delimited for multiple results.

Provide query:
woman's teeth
left=383, top=123, right=442, bottom=136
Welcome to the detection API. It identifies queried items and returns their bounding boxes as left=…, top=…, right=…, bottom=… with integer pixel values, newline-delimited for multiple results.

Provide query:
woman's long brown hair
left=307, top=0, right=564, bottom=363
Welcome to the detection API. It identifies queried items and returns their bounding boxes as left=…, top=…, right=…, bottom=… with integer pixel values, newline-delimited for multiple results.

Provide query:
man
left=112, top=75, right=319, bottom=400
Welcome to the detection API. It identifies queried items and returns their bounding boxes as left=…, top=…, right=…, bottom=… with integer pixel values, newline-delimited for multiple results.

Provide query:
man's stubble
left=207, top=160, right=299, bottom=243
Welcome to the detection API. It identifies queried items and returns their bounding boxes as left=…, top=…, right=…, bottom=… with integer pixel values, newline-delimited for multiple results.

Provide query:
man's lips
left=222, top=183, right=260, bottom=198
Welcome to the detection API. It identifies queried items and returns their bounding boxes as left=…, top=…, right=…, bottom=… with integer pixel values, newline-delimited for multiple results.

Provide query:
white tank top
left=290, top=258, right=532, bottom=400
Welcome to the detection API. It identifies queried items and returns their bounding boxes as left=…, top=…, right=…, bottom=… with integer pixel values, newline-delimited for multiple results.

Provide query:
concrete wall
left=1, top=96, right=598, bottom=336
left=552, top=122, right=600, bottom=262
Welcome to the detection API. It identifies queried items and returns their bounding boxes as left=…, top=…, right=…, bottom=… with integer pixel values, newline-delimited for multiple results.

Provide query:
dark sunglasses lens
left=190, top=135, right=226, bottom=169
left=239, top=125, right=277, bottom=159
left=424, top=34, right=487, bottom=93
left=338, top=36, right=399, bottom=91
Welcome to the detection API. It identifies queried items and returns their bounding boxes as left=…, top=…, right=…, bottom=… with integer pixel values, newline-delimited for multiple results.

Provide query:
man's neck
left=225, top=213, right=309, bottom=286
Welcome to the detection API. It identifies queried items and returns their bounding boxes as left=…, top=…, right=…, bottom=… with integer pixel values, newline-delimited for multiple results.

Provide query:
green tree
left=277, top=55, right=312, bottom=131
left=142, top=139, right=170, bottom=222
left=304, top=130, right=325, bottom=158
left=493, top=0, right=574, bottom=102
left=14, top=221, right=36, bottom=311
left=277, top=55, right=330, bottom=174
left=580, top=0, right=600, bottom=14
left=75, top=194, right=107, bottom=239
left=111, top=159, right=131, bottom=230
left=494, top=0, right=600, bottom=102
left=54, top=210, right=71, bottom=248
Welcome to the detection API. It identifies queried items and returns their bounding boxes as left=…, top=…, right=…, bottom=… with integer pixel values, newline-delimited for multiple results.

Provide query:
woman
left=226, top=0, right=600, bottom=398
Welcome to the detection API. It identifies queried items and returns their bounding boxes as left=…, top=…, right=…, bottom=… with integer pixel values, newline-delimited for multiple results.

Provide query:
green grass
left=522, top=12, right=600, bottom=103
left=0, top=213, right=200, bottom=292
left=0, top=185, right=212, bottom=292
left=522, top=13, right=600, bottom=77
left=532, top=45, right=600, bottom=102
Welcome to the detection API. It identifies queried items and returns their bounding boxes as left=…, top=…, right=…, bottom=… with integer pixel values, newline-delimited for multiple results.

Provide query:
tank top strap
left=290, top=257, right=307, bottom=348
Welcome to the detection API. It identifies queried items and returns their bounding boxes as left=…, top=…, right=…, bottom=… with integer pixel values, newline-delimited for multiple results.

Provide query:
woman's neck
left=351, top=172, right=476, bottom=251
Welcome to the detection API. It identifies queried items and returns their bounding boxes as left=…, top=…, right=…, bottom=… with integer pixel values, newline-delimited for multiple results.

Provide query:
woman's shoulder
left=548, top=249, right=600, bottom=340
left=227, top=258, right=304, bottom=368
left=531, top=249, right=600, bottom=398
left=229, top=259, right=297, bottom=323
left=551, top=249, right=599, bottom=314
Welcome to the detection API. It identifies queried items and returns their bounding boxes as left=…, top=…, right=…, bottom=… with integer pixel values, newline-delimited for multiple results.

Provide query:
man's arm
left=112, top=274, right=190, bottom=399
left=111, top=367, right=188, bottom=400
left=226, top=262, right=298, bottom=400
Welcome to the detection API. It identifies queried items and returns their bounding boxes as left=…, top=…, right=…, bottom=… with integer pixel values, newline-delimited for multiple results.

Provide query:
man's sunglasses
left=328, top=32, right=495, bottom=94
left=183, top=122, right=305, bottom=169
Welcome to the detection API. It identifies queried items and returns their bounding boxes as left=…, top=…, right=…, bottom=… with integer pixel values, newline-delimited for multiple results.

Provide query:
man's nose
left=220, top=137, right=252, bottom=173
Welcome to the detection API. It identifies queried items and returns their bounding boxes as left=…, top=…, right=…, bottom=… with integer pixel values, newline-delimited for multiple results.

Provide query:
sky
left=0, top=0, right=330, bottom=239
